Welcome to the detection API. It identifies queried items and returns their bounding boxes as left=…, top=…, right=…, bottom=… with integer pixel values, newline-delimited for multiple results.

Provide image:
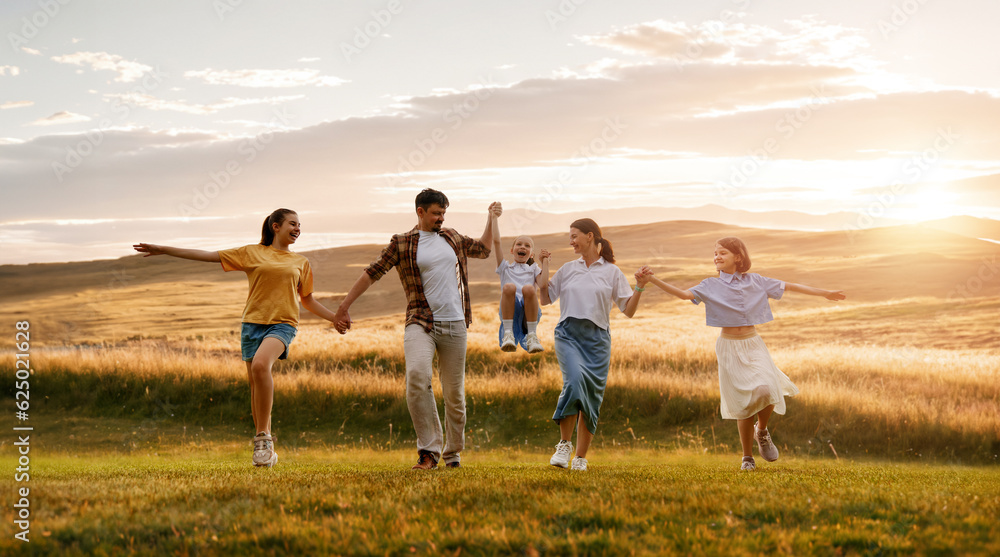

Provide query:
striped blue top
left=689, top=271, right=785, bottom=327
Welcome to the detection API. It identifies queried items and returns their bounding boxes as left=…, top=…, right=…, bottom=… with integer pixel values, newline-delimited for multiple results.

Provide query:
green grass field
left=2, top=446, right=998, bottom=556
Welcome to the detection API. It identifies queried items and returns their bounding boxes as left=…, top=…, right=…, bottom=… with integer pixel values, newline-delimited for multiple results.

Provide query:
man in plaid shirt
left=335, top=189, right=500, bottom=469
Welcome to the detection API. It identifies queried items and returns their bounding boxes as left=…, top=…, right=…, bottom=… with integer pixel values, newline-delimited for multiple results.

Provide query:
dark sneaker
left=445, top=461, right=461, bottom=469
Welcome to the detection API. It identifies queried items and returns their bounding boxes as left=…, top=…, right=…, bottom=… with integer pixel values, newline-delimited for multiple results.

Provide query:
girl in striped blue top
left=639, top=237, right=845, bottom=471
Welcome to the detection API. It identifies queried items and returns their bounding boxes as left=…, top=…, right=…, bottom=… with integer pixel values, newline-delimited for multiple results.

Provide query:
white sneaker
left=741, top=456, right=756, bottom=471
left=754, top=423, right=779, bottom=462
left=571, top=456, right=588, bottom=471
left=550, top=440, right=572, bottom=468
left=252, top=433, right=278, bottom=467
left=500, top=330, right=516, bottom=352
left=524, top=333, right=544, bottom=354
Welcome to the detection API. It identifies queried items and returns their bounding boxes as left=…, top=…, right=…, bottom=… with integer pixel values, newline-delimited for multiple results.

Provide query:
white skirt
left=715, top=332, right=799, bottom=420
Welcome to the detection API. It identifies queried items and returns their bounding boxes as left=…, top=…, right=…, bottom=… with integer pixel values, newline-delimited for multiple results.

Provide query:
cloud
left=579, top=17, right=876, bottom=69
left=28, top=111, right=92, bottom=126
left=1, top=101, right=33, bottom=110
left=21, top=47, right=41, bottom=56
left=51, top=51, right=153, bottom=82
left=103, top=93, right=305, bottom=115
left=184, top=68, right=347, bottom=88
left=0, top=65, right=20, bottom=76
left=3, top=16, right=999, bottom=231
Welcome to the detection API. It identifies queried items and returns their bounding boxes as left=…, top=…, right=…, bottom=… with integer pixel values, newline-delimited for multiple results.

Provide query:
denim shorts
left=241, top=323, right=297, bottom=362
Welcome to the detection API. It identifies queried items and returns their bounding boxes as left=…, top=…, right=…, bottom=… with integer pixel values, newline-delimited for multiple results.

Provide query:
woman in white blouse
left=640, top=237, right=845, bottom=471
left=538, top=218, right=648, bottom=471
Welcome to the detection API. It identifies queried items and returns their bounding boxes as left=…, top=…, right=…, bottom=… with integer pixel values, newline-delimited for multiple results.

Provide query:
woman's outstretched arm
left=301, top=293, right=338, bottom=322
left=133, top=243, right=221, bottom=262
left=622, top=267, right=652, bottom=318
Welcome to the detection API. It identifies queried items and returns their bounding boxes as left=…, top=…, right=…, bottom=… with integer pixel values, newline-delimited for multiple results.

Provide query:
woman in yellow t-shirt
left=134, top=208, right=338, bottom=467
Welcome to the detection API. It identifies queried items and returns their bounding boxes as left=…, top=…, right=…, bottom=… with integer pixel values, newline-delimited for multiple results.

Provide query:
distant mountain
left=916, top=215, right=1000, bottom=242
left=330, top=205, right=911, bottom=240
left=6, top=217, right=999, bottom=344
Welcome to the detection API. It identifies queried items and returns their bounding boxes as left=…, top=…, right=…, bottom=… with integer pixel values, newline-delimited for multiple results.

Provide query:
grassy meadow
left=2, top=219, right=999, bottom=554
left=1, top=449, right=998, bottom=556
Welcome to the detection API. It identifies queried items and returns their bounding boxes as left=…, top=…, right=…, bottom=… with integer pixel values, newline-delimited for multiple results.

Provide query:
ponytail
left=597, top=238, right=616, bottom=263
left=260, top=208, right=295, bottom=246
left=571, top=218, right=615, bottom=263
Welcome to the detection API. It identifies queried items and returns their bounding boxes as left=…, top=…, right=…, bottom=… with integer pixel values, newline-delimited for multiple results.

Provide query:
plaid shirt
left=365, top=226, right=491, bottom=331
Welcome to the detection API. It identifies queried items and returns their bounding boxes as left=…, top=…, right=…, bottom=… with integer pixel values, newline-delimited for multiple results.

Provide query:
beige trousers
left=403, top=321, right=467, bottom=465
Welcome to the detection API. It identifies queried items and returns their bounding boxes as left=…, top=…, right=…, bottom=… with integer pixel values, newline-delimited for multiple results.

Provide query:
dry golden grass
left=5, top=219, right=999, bottom=347
left=32, top=295, right=999, bottom=455
left=7, top=219, right=998, bottom=461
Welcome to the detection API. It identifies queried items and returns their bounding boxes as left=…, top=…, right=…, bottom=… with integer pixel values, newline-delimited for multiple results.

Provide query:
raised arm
left=491, top=206, right=504, bottom=267
left=133, top=243, right=221, bottom=263
left=481, top=201, right=501, bottom=248
left=785, top=282, right=846, bottom=301
left=537, top=249, right=553, bottom=306
left=333, top=272, right=377, bottom=334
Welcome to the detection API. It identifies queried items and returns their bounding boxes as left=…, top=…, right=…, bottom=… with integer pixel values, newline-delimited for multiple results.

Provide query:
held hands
left=133, top=243, right=165, bottom=257
left=635, top=265, right=654, bottom=288
left=489, top=202, right=503, bottom=219
left=333, top=305, right=352, bottom=335
left=538, top=248, right=551, bottom=264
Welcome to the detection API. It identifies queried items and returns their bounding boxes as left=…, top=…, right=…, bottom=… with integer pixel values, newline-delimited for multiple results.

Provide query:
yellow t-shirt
left=218, top=244, right=314, bottom=327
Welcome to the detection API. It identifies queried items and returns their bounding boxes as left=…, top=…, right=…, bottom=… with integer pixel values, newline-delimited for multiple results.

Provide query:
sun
left=899, top=186, right=959, bottom=223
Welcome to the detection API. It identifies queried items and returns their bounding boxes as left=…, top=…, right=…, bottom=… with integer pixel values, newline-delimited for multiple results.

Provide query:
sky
left=2, top=0, right=999, bottom=264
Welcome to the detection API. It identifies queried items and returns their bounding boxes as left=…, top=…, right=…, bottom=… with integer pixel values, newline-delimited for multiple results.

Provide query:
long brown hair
left=717, top=236, right=751, bottom=273
left=570, top=218, right=616, bottom=263
left=260, top=208, right=296, bottom=246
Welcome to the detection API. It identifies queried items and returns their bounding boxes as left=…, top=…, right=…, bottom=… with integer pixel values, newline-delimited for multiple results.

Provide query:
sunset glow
left=1, top=1, right=998, bottom=264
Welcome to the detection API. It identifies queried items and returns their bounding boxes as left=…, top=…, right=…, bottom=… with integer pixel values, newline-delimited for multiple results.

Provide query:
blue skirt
left=552, top=317, right=611, bottom=434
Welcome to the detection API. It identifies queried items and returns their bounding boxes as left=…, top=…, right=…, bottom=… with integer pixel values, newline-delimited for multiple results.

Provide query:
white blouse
left=547, top=257, right=634, bottom=330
